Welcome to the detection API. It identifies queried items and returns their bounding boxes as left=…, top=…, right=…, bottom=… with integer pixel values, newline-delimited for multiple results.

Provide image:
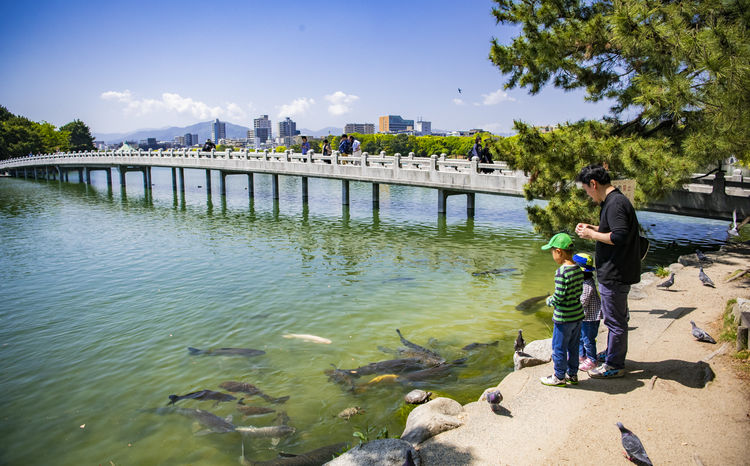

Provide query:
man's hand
left=575, top=223, right=597, bottom=239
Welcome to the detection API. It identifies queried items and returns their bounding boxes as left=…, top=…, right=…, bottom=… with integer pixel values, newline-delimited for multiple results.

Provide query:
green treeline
left=0, top=105, right=95, bottom=160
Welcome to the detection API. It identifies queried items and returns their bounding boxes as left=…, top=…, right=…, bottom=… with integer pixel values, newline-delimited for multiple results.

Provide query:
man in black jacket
left=575, top=164, right=641, bottom=379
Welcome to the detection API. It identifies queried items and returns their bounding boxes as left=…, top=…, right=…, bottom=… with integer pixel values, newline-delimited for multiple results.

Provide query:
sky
left=0, top=0, right=614, bottom=136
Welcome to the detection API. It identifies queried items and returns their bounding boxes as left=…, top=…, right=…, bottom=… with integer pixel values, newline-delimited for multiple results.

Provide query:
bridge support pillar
left=171, top=168, right=177, bottom=192
left=23, top=168, right=27, bottom=179
left=33, top=168, right=38, bottom=180
left=220, top=171, right=227, bottom=197
left=272, top=174, right=279, bottom=200
left=438, top=189, right=448, bottom=214
left=301, top=177, right=308, bottom=203
left=205, top=169, right=212, bottom=195
left=45, top=166, right=49, bottom=180
left=145, top=167, right=152, bottom=191
left=65, top=170, right=69, bottom=182
left=467, top=193, right=475, bottom=218
left=178, top=168, right=185, bottom=194
left=342, top=180, right=350, bottom=205
left=119, top=167, right=126, bottom=187
left=77, top=168, right=83, bottom=183
left=247, top=173, right=254, bottom=198
left=106, top=168, right=112, bottom=188
left=85, top=167, right=91, bottom=185
left=372, top=183, right=380, bottom=209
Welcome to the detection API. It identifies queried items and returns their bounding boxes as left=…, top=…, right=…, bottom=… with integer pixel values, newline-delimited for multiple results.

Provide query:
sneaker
left=596, top=350, right=607, bottom=362
left=588, top=363, right=625, bottom=378
left=565, top=374, right=578, bottom=385
left=579, top=359, right=597, bottom=371
left=579, top=356, right=587, bottom=365
left=540, top=374, right=566, bottom=387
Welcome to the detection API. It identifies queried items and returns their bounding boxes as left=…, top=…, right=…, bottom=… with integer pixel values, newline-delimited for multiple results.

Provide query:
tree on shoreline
left=487, top=0, right=749, bottom=233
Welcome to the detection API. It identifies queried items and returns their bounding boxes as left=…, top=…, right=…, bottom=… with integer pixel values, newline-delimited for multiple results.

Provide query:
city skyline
left=0, top=0, right=613, bottom=136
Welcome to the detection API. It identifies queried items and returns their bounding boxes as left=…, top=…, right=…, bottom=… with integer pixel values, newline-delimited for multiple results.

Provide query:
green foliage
left=488, top=0, right=750, bottom=234
left=275, top=146, right=286, bottom=153
left=351, top=425, right=390, bottom=446
left=59, top=119, right=94, bottom=152
left=720, top=298, right=738, bottom=342
left=654, top=266, right=670, bottom=278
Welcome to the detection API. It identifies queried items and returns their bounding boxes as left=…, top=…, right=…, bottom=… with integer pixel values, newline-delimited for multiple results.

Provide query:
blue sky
left=0, top=0, right=613, bottom=135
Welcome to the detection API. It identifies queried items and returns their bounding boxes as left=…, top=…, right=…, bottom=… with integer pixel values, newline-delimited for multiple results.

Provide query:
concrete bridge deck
left=1, top=149, right=747, bottom=220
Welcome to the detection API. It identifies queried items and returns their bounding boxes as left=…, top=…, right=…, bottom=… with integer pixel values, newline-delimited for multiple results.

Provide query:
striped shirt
left=548, top=264, right=584, bottom=322
left=581, top=277, right=601, bottom=321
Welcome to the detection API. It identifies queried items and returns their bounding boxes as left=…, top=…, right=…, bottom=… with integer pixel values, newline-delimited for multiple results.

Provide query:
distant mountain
left=93, top=121, right=251, bottom=144
left=298, top=127, right=342, bottom=138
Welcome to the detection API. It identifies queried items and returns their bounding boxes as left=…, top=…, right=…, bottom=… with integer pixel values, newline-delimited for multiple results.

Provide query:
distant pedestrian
left=202, top=139, right=215, bottom=151
left=572, top=252, right=601, bottom=372
left=469, top=135, right=482, bottom=160
left=350, top=135, right=361, bottom=156
left=338, top=134, right=351, bottom=155
left=540, top=232, right=584, bottom=387
left=301, top=136, right=310, bottom=155
left=575, top=164, right=642, bottom=379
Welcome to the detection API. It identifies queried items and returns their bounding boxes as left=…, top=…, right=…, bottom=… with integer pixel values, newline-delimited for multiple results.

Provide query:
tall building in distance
left=415, top=118, right=432, bottom=135
left=378, top=115, right=414, bottom=133
left=278, top=117, right=301, bottom=146
left=344, top=123, right=375, bottom=135
left=183, top=133, right=199, bottom=147
left=251, top=115, right=272, bottom=145
left=211, top=119, right=226, bottom=144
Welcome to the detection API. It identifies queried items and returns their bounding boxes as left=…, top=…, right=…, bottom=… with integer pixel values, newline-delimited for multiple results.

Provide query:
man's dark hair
left=341, top=134, right=347, bottom=138
left=577, top=164, right=611, bottom=185
left=301, top=136, right=307, bottom=140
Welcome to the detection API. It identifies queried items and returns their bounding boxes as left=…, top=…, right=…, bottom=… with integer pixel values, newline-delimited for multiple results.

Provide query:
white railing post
left=430, top=154, right=438, bottom=171
left=307, top=150, right=313, bottom=163
left=394, top=152, right=401, bottom=173
left=332, top=150, right=339, bottom=165
left=361, top=152, right=368, bottom=172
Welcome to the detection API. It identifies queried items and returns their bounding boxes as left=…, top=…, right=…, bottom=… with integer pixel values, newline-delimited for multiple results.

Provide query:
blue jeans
left=598, top=282, right=631, bottom=369
left=551, top=320, right=582, bottom=379
left=579, top=320, right=600, bottom=361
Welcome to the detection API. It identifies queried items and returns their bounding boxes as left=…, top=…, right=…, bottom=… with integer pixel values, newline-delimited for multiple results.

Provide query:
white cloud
left=324, top=91, right=359, bottom=116
left=277, top=97, right=315, bottom=118
left=481, top=89, right=516, bottom=105
left=100, top=90, right=247, bottom=121
left=453, top=98, right=465, bottom=105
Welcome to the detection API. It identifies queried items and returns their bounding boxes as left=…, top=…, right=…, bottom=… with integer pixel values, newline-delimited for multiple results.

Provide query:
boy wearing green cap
left=540, top=232, right=585, bottom=387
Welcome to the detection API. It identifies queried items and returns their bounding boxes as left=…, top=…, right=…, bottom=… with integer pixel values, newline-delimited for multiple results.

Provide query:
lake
left=0, top=169, right=731, bottom=465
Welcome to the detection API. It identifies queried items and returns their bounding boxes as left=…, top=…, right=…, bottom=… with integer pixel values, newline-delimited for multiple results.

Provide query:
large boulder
left=400, top=397, right=464, bottom=446
left=513, top=338, right=552, bottom=371
left=325, top=439, right=419, bottom=466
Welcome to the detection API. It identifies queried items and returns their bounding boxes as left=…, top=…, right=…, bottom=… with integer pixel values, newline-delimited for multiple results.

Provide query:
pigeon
left=617, top=422, right=653, bottom=466
left=695, top=249, right=710, bottom=262
left=698, top=267, right=715, bottom=287
left=691, top=320, right=717, bottom=344
left=514, top=329, right=525, bottom=354
left=656, top=273, right=674, bottom=289
left=486, top=390, right=503, bottom=405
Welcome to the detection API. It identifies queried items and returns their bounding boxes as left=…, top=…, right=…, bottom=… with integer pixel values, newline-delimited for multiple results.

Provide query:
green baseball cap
left=541, top=232, right=573, bottom=250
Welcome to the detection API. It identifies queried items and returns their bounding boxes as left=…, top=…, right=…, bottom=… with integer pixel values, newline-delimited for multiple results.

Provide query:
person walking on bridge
left=574, top=164, right=641, bottom=379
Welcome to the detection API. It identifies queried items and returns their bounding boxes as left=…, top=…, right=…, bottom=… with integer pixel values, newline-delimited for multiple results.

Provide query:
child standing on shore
left=540, top=233, right=585, bottom=387
left=573, top=253, right=601, bottom=372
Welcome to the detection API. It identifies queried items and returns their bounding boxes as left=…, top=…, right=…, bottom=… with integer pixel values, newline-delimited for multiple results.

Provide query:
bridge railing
left=0, top=149, right=515, bottom=176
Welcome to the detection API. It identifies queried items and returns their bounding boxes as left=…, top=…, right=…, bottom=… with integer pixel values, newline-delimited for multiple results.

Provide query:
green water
left=0, top=170, right=730, bottom=465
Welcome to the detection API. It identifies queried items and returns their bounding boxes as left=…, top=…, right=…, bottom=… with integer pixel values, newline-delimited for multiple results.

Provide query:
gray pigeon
left=514, top=329, right=525, bottom=354
left=617, top=422, right=653, bottom=466
left=691, top=320, right=717, bottom=344
left=656, top=273, right=674, bottom=289
left=695, top=249, right=710, bottom=262
left=698, top=267, right=715, bottom=287
left=486, top=390, right=503, bottom=405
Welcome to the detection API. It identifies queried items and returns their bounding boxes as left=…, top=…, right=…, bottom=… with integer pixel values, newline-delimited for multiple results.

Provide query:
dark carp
left=248, top=442, right=348, bottom=466
left=338, top=358, right=428, bottom=377
left=471, top=267, right=518, bottom=276
left=395, top=329, right=446, bottom=365
left=169, top=407, right=237, bottom=434
left=462, top=341, right=499, bottom=351
left=514, top=294, right=549, bottom=312
left=219, top=381, right=289, bottom=404
left=188, top=347, right=265, bottom=357
left=235, top=425, right=296, bottom=438
left=167, top=390, right=236, bottom=405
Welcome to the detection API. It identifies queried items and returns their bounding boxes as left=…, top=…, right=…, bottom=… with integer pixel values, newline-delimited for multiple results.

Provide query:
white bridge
left=1, top=149, right=747, bottom=220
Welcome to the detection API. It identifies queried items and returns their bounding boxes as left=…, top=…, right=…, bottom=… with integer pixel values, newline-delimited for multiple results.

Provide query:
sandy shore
left=418, top=243, right=750, bottom=465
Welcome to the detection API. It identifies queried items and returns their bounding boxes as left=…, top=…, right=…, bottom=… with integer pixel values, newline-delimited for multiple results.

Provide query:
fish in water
left=282, top=333, right=332, bottom=344
left=396, top=329, right=446, bottom=365
left=515, top=294, right=549, bottom=311
left=472, top=267, right=518, bottom=276
left=366, top=374, right=400, bottom=385
left=237, top=405, right=275, bottom=416
left=167, top=390, right=236, bottom=405
left=338, top=358, right=428, bottom=377
left=235, top=424, right=296, bottom=438
left=156, top=407, right=236, bottom=434
left=219, top=381, right=289, bottom=404
left=249, top=442, right=348, bottom=466
left=462, top=341, right=499, bottom=351
left=188, top=347, right=265, bottom=357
